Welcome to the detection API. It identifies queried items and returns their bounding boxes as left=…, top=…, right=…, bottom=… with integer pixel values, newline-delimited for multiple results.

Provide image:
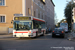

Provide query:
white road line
left=46, top=33, right=52, bottom=35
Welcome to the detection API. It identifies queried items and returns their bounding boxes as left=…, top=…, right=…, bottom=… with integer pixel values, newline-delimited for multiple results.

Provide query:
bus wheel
left=41, top=31, right=44, bottom=36
left=43, top=31, right=45, bottom=36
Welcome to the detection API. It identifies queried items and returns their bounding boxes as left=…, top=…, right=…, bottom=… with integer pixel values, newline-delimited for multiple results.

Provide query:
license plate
left=56, top=34, right=60, bottom=35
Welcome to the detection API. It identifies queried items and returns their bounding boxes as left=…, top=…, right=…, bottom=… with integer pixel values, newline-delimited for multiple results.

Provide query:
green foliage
left=56, top=19, right=66, bottom=27
left=64, top=2, right=75, bottom=29
left=60, top=19, right=66, bottom=23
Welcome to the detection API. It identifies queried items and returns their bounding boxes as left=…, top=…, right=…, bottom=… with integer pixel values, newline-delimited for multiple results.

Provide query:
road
left=0, top=33, right=75, bottom=50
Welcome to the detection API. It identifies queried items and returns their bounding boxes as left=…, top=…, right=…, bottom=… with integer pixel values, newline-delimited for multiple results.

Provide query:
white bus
left=60, top=23, right=68, bottom=33
left=13, top=16, right=46, bottom=38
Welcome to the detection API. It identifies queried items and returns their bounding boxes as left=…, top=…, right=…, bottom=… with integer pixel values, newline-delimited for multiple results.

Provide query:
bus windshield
left=60, top=23, right=68, bottom=27
left=13, top=21, right=32, bottom=30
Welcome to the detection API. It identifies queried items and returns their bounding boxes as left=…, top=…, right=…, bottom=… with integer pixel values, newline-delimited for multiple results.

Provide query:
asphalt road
left=0, top=33, right=75, bottom=50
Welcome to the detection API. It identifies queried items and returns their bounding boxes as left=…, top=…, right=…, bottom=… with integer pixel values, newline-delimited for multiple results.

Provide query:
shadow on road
left=0, top=33, right=68, bottom=40
left=0, top=41, right=4, bottom=50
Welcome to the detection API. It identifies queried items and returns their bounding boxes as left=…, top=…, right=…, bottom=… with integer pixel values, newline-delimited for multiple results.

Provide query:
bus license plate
left=56, top=34, right=60, bottom=35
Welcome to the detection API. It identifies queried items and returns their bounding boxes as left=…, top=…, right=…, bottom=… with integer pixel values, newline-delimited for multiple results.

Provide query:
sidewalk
left=0, top=34, right=13, bottom=39
left=67, top=32, right=75, bottom=41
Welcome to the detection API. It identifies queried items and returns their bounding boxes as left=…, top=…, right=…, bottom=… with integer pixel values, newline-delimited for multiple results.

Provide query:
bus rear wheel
left=41, top=31, right=44, bottom=36
left=36, top=32, right=38, bottom=37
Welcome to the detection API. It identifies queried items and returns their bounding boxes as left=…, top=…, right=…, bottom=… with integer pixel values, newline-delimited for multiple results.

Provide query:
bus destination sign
left=14, top=17, right=31, bottom=20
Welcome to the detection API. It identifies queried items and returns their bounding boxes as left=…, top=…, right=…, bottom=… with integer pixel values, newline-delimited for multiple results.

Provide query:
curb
left=67, top=33, right=73, bottom=41
left=0, top=37, right=13, bottom=39
left=67, top=38, right=72, bottom=41
left=0, top=35, right=13, bottom=39
left=67, top=33, right=75, bottom=41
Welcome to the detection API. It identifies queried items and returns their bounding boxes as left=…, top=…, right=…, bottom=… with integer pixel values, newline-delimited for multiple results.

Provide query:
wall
left=0, top=0, right=22, bottom=27
left=0, top=0, right=22, bottom=34
left=0, top=27, right=8, bottom=34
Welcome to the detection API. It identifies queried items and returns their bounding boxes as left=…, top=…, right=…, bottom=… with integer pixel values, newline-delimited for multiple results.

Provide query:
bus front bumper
left=13, top=35, right=34, bottom=37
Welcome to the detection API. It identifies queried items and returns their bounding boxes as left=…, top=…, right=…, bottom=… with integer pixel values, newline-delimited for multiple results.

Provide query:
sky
left=52, top=0, right=71, bottom=22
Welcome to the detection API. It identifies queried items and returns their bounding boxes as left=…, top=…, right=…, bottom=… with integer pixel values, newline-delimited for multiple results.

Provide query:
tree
left=60, top=19, right=67, bottom=23
left=56, top=19, right=66, bottom=27
left=64, top=1, right=75, bottom=29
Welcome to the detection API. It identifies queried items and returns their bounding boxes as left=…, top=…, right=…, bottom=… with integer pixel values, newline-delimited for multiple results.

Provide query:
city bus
left=60, top=23, right=68, bottom=33
left=13, top=16, right=46, bottom=38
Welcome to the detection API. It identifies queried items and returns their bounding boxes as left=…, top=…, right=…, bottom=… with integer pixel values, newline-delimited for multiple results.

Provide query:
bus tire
left=43, top=31, right=45, bottom=36
left=36, top=32, right=38, bottom=38
left=41, top=31, right=44, bottom=36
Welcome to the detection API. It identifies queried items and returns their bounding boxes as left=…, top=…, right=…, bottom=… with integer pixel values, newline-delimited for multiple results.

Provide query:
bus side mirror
left=11, top=20, right=13, bottom=24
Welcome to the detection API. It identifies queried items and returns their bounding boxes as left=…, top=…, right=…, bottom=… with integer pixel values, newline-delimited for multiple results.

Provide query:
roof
left=51, top=0, right=55, bottom=6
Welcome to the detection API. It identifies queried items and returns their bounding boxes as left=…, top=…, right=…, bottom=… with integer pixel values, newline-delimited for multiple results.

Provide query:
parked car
left=52, top=28, right=65, bottom=38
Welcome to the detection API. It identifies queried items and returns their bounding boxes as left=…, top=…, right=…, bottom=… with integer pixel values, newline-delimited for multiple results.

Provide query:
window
left=34, top=11, right=36, bottom=17
left=0, top=16, right=5, bottom=23
left=43, top=13, right=44, bottom=19
left=40, top=11, right=41, bottom=18
left=42, top=15, right=43, bottom=19
left=36, top=9, right=38, bottom=17
left=0, top=0, right=5, bottom=6
left=38, top=13, right=40, bottom=18
left=28, top=8, right=31, bottom=15
left=33, top=0, right=35, bottom=2
left=38, top=2, right=40, bottom=6
left=41, top=4, right=43, bottom=9
left=14, top=21, right=32, bottom=30
left=33, top=20, right=45, bottom=29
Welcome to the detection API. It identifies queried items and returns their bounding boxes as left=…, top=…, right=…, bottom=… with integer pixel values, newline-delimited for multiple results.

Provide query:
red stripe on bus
left=33, top=32, right=36, bottom=33
left=14, top=32, right=28, bottom=33
left=33, top=18, right=45, bottom=22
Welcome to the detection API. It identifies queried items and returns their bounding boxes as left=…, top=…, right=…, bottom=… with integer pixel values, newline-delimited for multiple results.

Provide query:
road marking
left=46, top=33, right=52, bottom=35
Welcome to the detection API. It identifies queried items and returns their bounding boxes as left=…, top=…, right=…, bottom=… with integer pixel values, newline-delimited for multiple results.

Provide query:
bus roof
left=14, top=16, right=45, bottom=22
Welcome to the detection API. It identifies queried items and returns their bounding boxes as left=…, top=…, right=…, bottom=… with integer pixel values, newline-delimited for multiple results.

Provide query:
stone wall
left=0, top=27, right=9, bottom=34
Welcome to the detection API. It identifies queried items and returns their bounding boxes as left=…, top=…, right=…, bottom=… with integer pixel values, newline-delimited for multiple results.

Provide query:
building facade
left=72, top=8, right=75, bottom=30
left=0, top=0, right=55, bottom=34
left=73, top=8, right=75, bottom=22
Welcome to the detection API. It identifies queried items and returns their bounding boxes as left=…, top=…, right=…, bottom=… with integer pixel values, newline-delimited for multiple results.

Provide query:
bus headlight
left=29, top=31, right=31, bottom=33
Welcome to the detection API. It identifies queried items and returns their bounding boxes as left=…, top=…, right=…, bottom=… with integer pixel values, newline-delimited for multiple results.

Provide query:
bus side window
left=38, top=24, right=41, bottom=29
left=36, top=23, right=39, bottom=28
left=33, top=21, right=36, bottom=29
left=33, top=22, right=38, bottom=29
